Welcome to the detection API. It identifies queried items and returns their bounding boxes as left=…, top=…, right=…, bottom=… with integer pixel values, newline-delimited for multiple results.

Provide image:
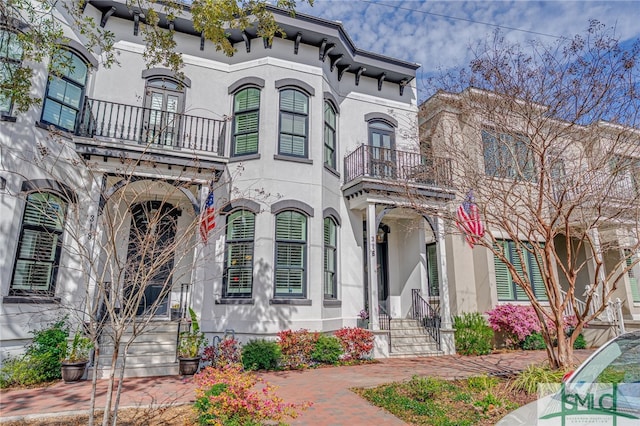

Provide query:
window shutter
left=625, top=251, right=639, bottom=303
left=494, top=241, right=514, bottom=300
left=427, top=244, right=440, bottom=297
left=224, top=211, right=255, bottom=296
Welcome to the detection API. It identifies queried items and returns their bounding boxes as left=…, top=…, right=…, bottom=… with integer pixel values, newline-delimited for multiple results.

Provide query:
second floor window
left=41, top=50, right=88, bottom=132
left=10, top=192, right=68, bottom=296
left=223, top=210, right=256, bottom=297
left=275, top=210, right=307, bottom=297
left=279, top=89, right=308, bottom=157
left=482, top=129, right=535, bottom=181
left=324, top=101, right=337, bottom=169
left=494, top=239, right=547, bottom=302
left=143, top=78, right=185, bottom=146
left=0, top=28, right=23, bottom=115
left=232, top=87, right=260, bottom=156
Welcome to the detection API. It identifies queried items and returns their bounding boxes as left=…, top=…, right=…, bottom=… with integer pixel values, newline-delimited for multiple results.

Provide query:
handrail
left=77, top=97, right=227, bottom=155
left=378, top=303, right=391, bottom=331
left=559, top=289, right=590, bottom=318
left=411, top=289, right=441, bottom=350
left=344, top=145, right=453, bottom=187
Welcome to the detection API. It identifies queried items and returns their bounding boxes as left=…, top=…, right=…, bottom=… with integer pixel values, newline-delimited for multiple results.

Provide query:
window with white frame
left=223, top=210, right=255, bottom=297
left=324, top=101, right=337, bottom=169
left=10, top=192, right=68, bottom=296
left=482, top=129, right=536, bottom=181
left=232, top=87, right=260, bottom=156
left=274, top=210, right=307, bottom=297
left=494, top=239, right=547, bottom=301
left=41, top=49, right=88, bottom=132
left=323, top=217, right=337, bottom=299
left=0, top=28, right=23, bottom=116
left=278, top=89, right=308, bottom=157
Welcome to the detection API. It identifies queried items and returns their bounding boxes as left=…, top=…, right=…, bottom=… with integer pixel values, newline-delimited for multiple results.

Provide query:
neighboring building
left=0, top=0, right=455, bottom=376
left=419, top=88, right=640, bottom=340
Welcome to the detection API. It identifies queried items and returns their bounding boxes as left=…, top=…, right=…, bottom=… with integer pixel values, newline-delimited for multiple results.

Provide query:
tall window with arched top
left=10, top=192, right=68, bottom=296
left=232, top=87, right=260, bottom=157
left=143, top=78, right=185, bottom=146
left=368, top=120, right=396, bottom=178
left=41, top=50, right=88, bottom=132
left=279, top=89, right=308, bottom=157
left=0, top=28, right=23, bottom=116
left=324, top=101, right=337, bottom=169
left=323, top=217, right=338, bottom=299
left=223, top=210, right=256, bottom=298
left=274, top=210, right=307, bottom=297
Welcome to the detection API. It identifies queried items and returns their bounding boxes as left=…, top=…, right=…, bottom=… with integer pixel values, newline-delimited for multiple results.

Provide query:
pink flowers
left=334, top=327, right=375, bottom=361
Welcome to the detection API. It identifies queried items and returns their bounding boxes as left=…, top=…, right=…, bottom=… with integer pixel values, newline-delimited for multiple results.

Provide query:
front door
left=125, top=201, right=179, bottom=316
left=377, top=224, right=390, bottom=312
left=143, top=79, right=184, bottom=146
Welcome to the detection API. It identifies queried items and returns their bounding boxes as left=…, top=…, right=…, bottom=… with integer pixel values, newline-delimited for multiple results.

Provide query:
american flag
left=199, top=186, right=216, bottom=243
left=456, top=191, right=485, bottom=248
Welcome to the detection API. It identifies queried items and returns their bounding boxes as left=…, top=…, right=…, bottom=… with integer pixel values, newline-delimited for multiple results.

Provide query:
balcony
left=343, top=145, right=455, bottom=204
left=553, top=171, right=639, bottom=210
left=73, top=98, right=227, bottom=167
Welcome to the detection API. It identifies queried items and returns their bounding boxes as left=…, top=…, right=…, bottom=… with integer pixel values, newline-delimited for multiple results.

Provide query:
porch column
left=589, top=228, right=607, bottom=315
left=367, top=203, right=380, bottom=330
left=436, top=216, right=455, bottom=354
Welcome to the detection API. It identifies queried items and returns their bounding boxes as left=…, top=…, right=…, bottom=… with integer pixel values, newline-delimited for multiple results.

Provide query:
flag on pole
left=200, top=185, right=216, bottom=243
left=456, top=190, right=485, bottom=248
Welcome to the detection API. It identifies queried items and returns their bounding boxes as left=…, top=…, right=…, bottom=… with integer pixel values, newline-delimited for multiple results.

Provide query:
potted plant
left=357, top=309, right=369, bottom=329
left=177, top=307, right=206, bottom=375
left=60, top=331, right=93, bottom=382
left=170, top=303, right=181, bottom=320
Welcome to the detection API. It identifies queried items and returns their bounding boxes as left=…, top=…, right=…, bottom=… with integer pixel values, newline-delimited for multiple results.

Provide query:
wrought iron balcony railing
left=76, top=98, right=227, bottom=156
left=344, top=145, right=453, bottom=188
left=552, top=171, right=639, bottom=203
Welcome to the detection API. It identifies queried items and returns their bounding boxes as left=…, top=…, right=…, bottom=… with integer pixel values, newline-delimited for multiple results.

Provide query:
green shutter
left=494, top=241, right=514, bottom=301
left=508, top=242, right=528, bottom=300
left=275, top=211, right=306, bottom=296
left=427, top=244, right=439, bottom=297
left=234, top=88, right=260, bottom=112
left=276, top=211, right=306, bottom=241
left=224, top=211, right=255, bottom=296
left=625, top=252, right=640, bottom=303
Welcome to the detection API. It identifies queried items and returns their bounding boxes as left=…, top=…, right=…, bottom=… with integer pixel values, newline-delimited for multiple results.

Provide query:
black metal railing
left=77, top=98, right=227, bottom=155
left=344, top=145, right=453, bottom=187
left=411, top=289, right=441, bottom=350
left=552, top=171, right=639, bottom=204
left=176, top=283, right=191, bottom=359
left=378, top=303, right=391, bottom=331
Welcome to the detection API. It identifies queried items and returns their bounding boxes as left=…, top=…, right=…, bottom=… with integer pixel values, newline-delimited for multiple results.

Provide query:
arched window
left=0, top=28, right=23, bottom=116
left=10, top=192, right=68, bottom=296
left=324, top=101, right=337, bottom=169
left=279, top=89, right=309, bottom=158
left=232, top=87, right=260, bottom=156
left=274, top=210, right=307, bottom=297
left=368, top=120, right=396, bottom=178
left=223, top=210, right=256, bottom=297
left=41, top=49, right=89, bottom=132
left=143, top=78, right=185, bottom=146
left=323, top=216, right=338, bottom=299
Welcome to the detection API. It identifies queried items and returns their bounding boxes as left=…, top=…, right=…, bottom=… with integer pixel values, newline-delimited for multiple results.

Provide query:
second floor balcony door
left=369, top=121, right=396, bottom=179
left=143, top=79, right=184, bottom=146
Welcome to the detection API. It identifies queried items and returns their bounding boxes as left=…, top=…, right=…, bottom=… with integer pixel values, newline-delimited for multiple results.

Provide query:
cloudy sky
left=294, top=0, right=640, bottom=100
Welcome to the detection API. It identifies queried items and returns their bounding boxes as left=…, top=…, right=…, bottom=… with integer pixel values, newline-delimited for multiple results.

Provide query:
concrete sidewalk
left=0, top=350, right=593, bottom=425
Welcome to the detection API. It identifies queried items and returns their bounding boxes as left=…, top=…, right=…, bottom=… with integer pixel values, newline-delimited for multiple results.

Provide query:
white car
left=497, top=330, right=640, bottom=425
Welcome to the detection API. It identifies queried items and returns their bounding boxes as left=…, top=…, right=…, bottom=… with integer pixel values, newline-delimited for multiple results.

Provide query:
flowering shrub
left=202, top=336, right=242, bottom=368
left=194, top=364, right=310, bottom=425
left=277, top=329, right=319, bottom=369
left=334, top=327, right=374, bottom=361
left=487, top=304, right=542, bottom=348
left=358, top=309, right=369, bottom=320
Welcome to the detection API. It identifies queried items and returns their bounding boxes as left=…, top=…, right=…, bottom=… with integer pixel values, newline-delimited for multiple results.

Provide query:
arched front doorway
left=125, top=200, right=180, bottom=316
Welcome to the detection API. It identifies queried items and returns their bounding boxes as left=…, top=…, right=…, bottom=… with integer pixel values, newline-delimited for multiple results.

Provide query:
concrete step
left=391, top=341, right=439, bottom=351
left=390, top=334, right=437, bottom=345
left=89, top=362, right=180, bottom=379
left=389, top=350, right=444, bottom=358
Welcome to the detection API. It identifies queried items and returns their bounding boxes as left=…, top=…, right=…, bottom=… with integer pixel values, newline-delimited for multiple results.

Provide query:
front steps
left=388, top=318, right=443, bottom=358
left=90, top=321, right=181, bottom=379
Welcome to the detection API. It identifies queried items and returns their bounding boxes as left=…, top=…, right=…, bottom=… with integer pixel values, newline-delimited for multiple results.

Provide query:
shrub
left=311, top=335, right=343, bottom=364
left=277, top=329, right=319, bottom=369
left=194, top=364, right=310, bottom=425
left=453, top=313, right=494, bottom=356
left=572, top=333, right=587, bottom=349
left=241, top=339, right=281, bottom=371
left=334, top=327, right=374, bottom=361
left=203, top=336, right=242, bottom=368
left=26, top=319, right=69, bottom=381
left=521, top=332, right=546, bottom=351
left=0, top=357, right=45, bottom=388
left=487, top=304, right=542, bottom=348
left=510, top=364, right=565, bottom=395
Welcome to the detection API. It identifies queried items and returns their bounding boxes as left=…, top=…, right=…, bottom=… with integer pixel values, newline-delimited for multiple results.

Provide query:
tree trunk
left=101, top=341, right=120, bottom=426
left=88, top=344, right=100, bottom=426
left=111, top=344, right=131, bottom=426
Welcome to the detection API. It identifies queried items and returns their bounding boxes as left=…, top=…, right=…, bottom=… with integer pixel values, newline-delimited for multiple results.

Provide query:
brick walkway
left=0, top=350, right=593, bottom=425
